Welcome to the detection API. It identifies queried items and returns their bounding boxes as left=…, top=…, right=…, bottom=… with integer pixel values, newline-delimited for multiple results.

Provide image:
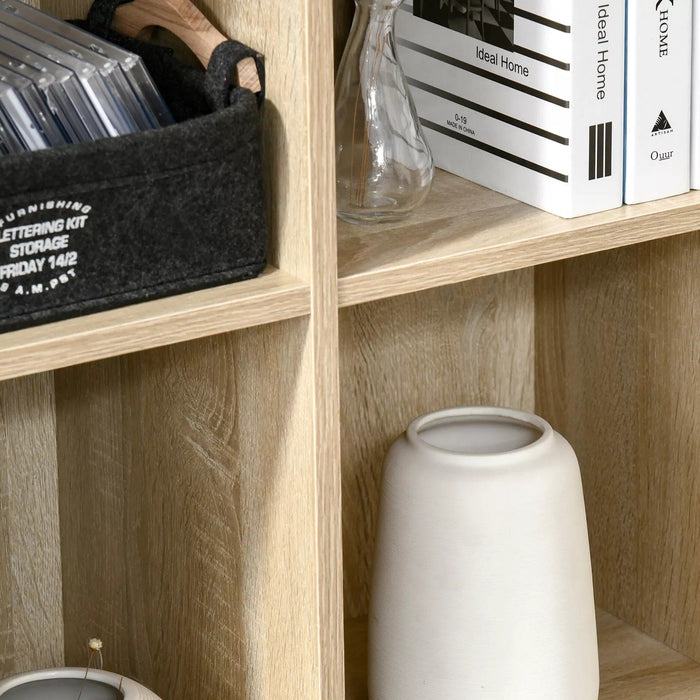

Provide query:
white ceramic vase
left=0, top=668, right=161, bottom=699
left=369, top=406, right=599, bottom=700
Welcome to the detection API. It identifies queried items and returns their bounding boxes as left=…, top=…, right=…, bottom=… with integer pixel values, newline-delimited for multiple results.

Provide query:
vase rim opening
left=0, top=668, right=160, bottom=699
left=406, top=406, right=553, bottom=462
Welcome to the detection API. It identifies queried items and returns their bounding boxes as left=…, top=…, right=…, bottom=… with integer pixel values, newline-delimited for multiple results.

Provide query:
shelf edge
left=338, top=200, right=700, bottom=308
left=0, top=267, right=310, bottom=381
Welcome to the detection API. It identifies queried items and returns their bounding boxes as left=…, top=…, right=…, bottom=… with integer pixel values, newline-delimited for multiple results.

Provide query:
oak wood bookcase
left=0, top=1, right=698, bottom=697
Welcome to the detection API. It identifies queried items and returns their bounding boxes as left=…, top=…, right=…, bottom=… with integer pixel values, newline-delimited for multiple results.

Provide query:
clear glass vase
left=335, top=0, right=434, bottom=224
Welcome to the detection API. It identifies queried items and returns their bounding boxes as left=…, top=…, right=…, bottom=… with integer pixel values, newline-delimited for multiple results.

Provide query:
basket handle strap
left=87, top=0, right=262, bottom=95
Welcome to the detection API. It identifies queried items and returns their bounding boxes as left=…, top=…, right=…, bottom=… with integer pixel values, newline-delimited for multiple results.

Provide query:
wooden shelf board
left=345, top=610, right=700, bottom=699
left=0, top=266, right=310, bottom=381
left=337, top=170, right=700, bottom=307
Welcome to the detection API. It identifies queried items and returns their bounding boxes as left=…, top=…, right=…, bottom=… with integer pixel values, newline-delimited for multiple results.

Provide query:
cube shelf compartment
left=0, top=0, right=697, bottom=698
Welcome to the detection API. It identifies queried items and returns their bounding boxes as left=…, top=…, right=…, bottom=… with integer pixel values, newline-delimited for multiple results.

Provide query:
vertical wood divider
left=213, top=0, right=345, bottom=691
left=0, top=373, right=63, bottom=675
left=306, top=0, right=345, bottom=688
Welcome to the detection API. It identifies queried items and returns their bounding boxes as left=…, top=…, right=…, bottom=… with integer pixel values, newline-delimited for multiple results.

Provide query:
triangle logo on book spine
left=652, top=111, right=672, bottom=133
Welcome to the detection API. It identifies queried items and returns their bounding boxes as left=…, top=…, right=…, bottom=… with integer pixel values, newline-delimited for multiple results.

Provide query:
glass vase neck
left=354, top=0, right=404, bottom=11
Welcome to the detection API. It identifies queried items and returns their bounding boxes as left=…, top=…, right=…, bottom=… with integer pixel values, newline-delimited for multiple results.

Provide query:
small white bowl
left=0, top=668, right=161, bottom=699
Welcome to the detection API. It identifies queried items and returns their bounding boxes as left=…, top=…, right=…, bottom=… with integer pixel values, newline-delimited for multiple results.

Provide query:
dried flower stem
left=76, top=638, right=104, bottom=700
left=75, top=650, right=94, bottom=700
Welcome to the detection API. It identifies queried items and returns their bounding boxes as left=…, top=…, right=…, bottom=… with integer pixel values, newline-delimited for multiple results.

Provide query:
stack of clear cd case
left=0, top=0, right=172, bottom=153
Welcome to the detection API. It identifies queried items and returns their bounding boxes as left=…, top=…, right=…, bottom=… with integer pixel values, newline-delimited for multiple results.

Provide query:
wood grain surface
left=193, top=0, right=311, bottom=281
left=38, top=0, right=92, bottom=17
left=56, top=320, right=321, bottom=699
left=304, top=0, right=346, bottom=695
left=597, top=611, right=700, bottom=699
left=338, top=170, right=700, bottom=307
left=0, top=374, right=64, bottom=675
left=535, top=233, right=700, bottom=661
left=0, top=268, right=310, bottom=383
left=340, top=270, right=535, bottom=617
left=211, top=0, right=347, bottom=694
left=344, top=610, right=700, bottom=699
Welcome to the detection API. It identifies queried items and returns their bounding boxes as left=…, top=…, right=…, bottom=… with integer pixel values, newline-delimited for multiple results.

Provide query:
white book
left=624, top=0, right=691, bottom=204
left=691, top=0, right=700, bottom=188
left=396, top=1, right=625, bottom=218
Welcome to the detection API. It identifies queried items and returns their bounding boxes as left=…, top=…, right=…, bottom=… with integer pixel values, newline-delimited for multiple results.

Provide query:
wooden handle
left=113, top=0, right=262, bottom=93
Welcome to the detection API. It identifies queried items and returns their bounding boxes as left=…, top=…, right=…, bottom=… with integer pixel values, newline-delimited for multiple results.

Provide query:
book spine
left=624, top=0, right=692, bottom=204
left=691, top=0, right=700, bottom=188
left=568, top=1, right=625, bottom=217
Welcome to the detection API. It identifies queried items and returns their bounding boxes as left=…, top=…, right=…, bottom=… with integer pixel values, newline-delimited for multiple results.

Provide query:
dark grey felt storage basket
left=0, top=3, right=266, bottom=333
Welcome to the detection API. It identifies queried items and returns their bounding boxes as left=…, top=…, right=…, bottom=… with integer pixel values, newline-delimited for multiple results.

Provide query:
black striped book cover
left=397, top=0, right=625, bottom=218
